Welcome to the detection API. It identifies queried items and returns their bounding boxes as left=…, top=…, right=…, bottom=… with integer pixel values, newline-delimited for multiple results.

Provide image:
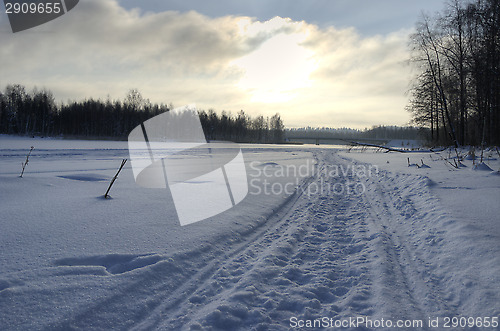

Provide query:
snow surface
left=385, top=140, right=424, bottom=150
left=1, top=135, right=499, bottom=330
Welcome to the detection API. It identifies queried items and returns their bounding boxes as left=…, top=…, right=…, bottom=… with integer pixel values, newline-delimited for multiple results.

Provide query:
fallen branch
left=20, top=146, right=34, bottom=178
left=104, top=159, right=127, bottom=199
left=347, top=140, right=406, bottom=153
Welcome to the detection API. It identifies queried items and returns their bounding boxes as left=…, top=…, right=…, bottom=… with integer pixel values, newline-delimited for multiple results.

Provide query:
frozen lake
left=1, top=135, right=499, bottom=330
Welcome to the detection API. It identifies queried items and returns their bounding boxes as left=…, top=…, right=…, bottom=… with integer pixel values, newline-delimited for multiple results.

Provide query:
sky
left=0, top=0, right=446, bottom=128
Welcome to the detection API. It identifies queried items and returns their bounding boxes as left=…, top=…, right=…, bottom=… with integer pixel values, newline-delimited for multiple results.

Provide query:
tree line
left=0, top=85, right=285, bottom=143
left=407, top=0, right=500, bottom=146
left=287, top=126, right=423, bottom=140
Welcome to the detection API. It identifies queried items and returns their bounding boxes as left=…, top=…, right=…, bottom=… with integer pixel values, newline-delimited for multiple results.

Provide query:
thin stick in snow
left=104, top=159, right=127, bottom=199
left=20, top=146, right=34, bottom=178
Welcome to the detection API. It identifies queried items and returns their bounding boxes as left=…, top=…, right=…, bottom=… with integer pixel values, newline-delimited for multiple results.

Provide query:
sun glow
left=232, top=19, right=317, bottom=103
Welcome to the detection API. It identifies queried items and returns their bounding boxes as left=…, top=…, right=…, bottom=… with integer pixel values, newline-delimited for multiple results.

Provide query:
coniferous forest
left=407, top=0, right=500, bottom=146
left=0, top=86, right=285, bottom=143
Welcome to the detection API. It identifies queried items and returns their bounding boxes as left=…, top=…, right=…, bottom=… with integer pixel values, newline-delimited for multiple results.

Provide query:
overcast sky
left=0, top=0, right=446, bottom=128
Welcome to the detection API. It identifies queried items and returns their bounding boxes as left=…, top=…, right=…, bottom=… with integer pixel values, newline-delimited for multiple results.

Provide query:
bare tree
left=407, top=0, right=499, bottom=146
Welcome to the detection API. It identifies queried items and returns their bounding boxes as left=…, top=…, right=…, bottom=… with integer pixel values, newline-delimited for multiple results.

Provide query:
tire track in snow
left=342, top=153, right=463, bottom=325
left=131, top=177, right=319, bottom=330
left=138, top=151, right=379, bottom=330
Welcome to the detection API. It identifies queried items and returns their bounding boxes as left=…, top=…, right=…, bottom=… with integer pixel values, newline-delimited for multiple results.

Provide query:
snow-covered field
left=1, top=135, right=499, bottom=330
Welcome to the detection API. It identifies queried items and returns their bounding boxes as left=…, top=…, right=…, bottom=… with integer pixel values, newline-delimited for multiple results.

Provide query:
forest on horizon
left=0, top=86, right=285, bottom=143
left=0, top=84, right=422, bottom=144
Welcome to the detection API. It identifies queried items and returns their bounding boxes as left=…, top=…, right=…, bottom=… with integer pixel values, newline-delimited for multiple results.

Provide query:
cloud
left=285, top=25, right=412, bottom=127
left=0, top=0, right=413, bottom=128
left=2, top=1, right=255, bottom=74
